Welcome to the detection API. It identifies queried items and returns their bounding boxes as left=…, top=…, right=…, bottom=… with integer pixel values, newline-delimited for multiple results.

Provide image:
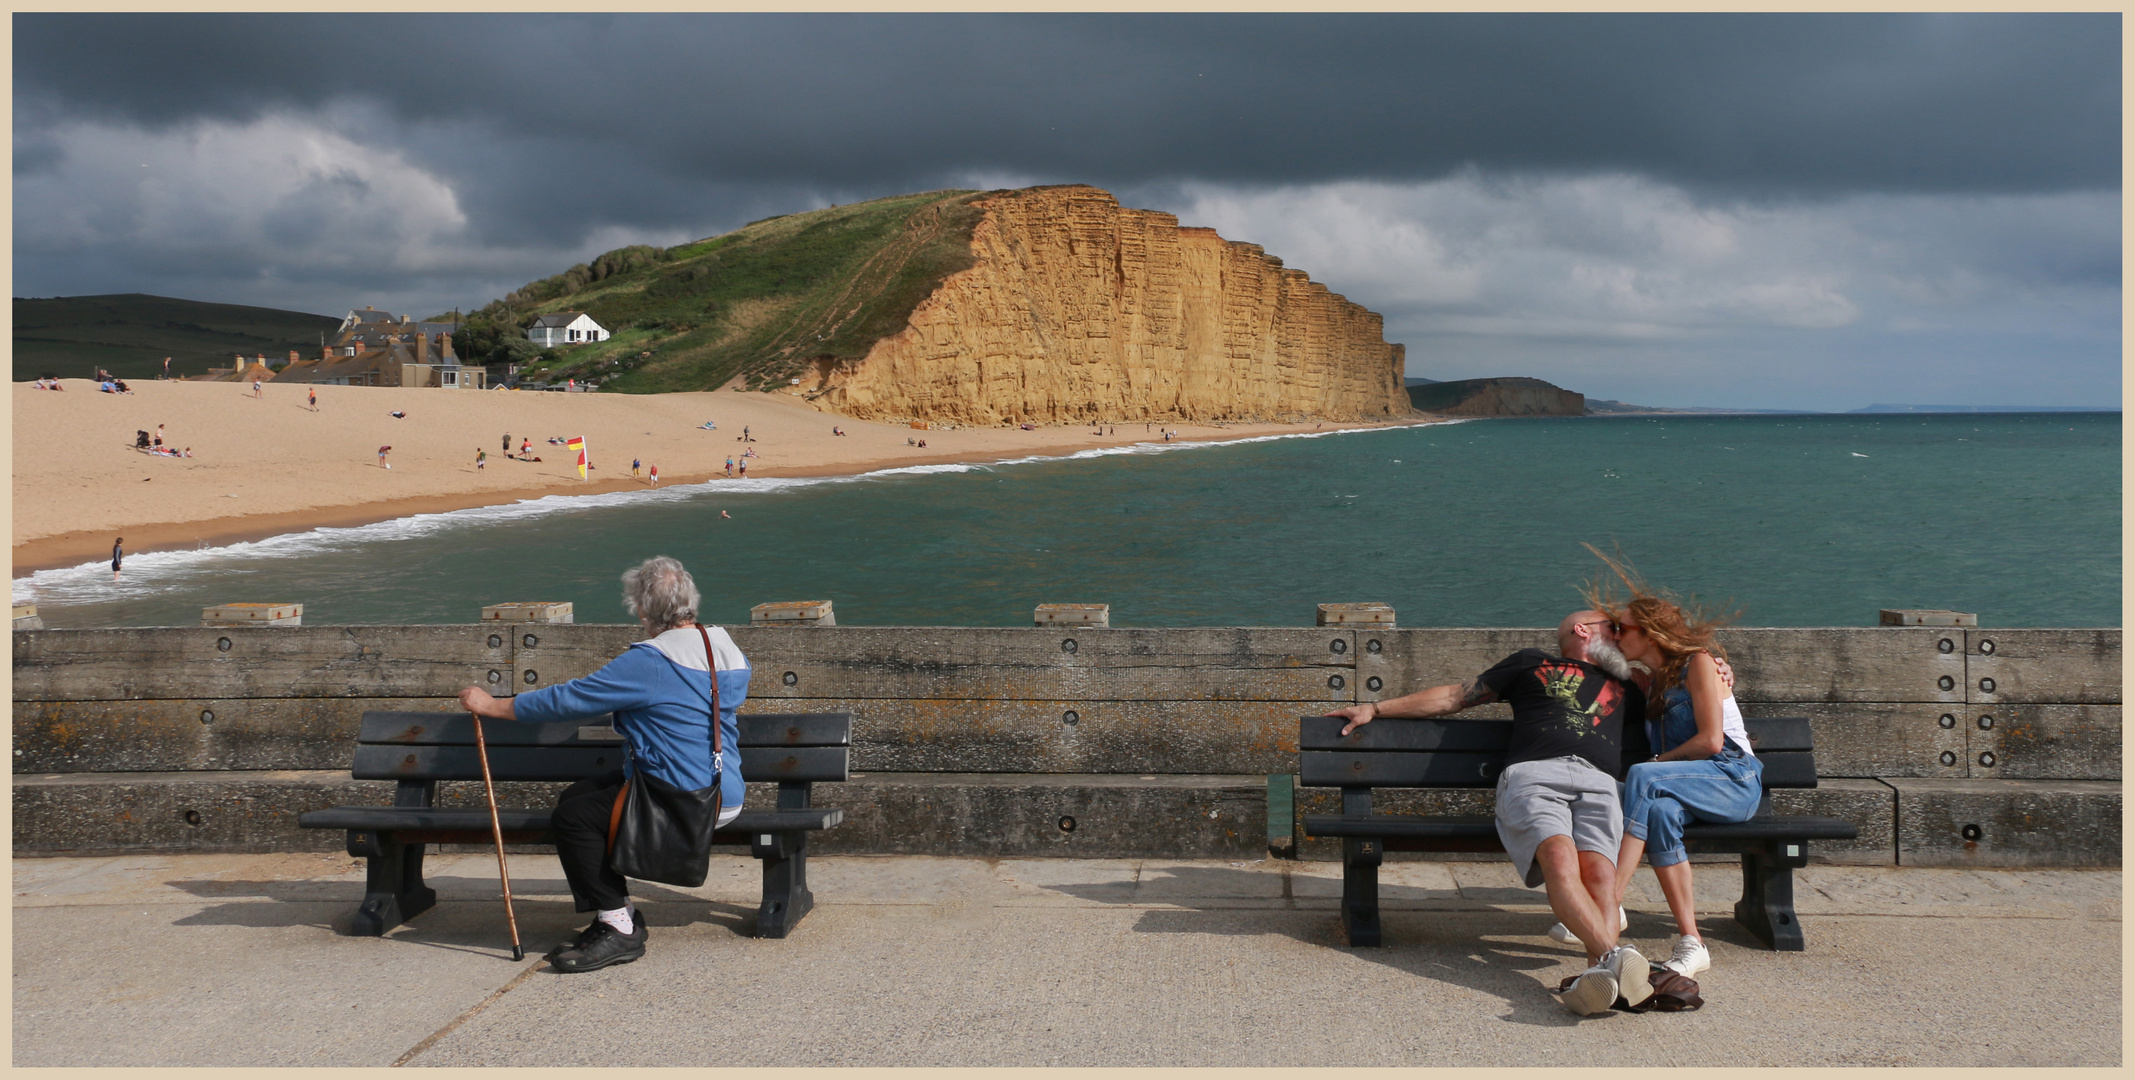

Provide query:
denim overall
left=1620, top=685, right=1764, bottom=867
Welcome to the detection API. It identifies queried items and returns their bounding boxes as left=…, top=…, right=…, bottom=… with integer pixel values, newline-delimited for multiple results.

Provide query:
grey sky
left=13, top=13, right=2120, bottom=410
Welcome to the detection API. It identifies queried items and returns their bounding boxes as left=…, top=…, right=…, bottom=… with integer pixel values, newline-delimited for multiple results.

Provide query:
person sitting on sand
left=135, top=430, right=152, bottom=449
left=182, top=447, right=193, bottom=458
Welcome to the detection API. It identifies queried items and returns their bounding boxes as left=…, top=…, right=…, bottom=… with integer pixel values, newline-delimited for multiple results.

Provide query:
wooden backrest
left=351, top=710, right=852, bottom=784
left=1297, top=714, right=1817, bottom=789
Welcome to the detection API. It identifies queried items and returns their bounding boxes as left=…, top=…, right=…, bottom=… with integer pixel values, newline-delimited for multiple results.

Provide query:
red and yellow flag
left=568, top=436, right=587, bottom=480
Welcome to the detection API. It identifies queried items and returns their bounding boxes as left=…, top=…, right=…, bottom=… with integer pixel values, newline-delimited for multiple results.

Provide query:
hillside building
left=527, top=312, right=609, bottom=347
left=269, top=305, right=485, bottom=388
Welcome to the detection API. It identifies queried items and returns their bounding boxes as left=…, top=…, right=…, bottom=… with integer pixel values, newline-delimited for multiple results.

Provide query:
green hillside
left=11, top=294, right=341, bottom=382
left=460, top=189, right=989, bottom=392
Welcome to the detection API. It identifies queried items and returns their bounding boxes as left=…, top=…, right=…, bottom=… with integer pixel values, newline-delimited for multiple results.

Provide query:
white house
left=527, top=312, right=609, bottom=347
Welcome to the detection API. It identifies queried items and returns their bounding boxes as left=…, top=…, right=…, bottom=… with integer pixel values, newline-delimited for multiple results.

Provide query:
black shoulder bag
left=607, top=625, right=725, bottom=887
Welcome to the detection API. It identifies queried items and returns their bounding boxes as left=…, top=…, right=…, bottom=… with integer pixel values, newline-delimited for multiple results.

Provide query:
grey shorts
left=1495, top=755, right=1624, bottom=888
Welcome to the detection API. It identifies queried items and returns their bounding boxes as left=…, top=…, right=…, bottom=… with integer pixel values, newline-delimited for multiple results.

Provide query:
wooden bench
left=299, top=710, right=851, bottom=939
left=1299, top=714, right=1858, bottom=951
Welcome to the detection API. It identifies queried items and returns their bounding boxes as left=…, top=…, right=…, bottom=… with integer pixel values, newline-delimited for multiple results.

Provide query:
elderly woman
left=457, top=556, right=749, bottom=973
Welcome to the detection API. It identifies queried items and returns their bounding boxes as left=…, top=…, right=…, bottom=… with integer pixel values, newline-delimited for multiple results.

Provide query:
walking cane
left=469, top=708, right=525, bottom=962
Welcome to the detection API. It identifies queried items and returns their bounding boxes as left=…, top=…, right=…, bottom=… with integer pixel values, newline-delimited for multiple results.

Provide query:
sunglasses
left=1577, top=618, right=1621, bottom=635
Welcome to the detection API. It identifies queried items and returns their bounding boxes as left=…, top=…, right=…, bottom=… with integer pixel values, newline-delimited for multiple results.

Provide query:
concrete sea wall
left=12, top=624, right=2121, bottom=866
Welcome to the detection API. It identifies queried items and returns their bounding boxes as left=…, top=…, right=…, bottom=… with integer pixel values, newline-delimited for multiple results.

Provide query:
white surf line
left=12, top=418, right=1470, bottom=602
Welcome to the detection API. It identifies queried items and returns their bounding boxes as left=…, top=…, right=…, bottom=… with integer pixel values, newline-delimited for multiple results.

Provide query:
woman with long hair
left=1573, top=547, right=1760, bottom=978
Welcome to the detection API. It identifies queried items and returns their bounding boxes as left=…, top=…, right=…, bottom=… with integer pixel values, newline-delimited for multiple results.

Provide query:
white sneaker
left=1662, top=935, right=1710, bottom=977
left=1547, top=907, right=1628, bottom=945
left=1605, top=945, right=1654, bottom=1008
left=1559, top=963, right=1619, bottom=1016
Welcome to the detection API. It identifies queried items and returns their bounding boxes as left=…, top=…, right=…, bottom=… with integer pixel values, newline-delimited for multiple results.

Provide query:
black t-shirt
left=1476, top=648, right=1646, bottom=777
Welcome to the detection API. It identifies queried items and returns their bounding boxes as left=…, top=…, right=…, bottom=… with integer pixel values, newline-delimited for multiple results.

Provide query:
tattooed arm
left=1329, top=678, right=1498, bottom=737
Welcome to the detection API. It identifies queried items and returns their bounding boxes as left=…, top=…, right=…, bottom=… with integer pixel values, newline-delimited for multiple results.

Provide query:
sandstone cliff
left=1407, top=377, right=1585, bottom=418
left=803, top=186, right=1408, bottom=425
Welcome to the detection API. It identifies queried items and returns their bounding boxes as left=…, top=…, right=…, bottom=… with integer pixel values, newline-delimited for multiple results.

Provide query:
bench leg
left=1341, top=838, right=1383, bottom=948
left=346, top=832, right=438, bottom=937
left=751, top=832, right=815, bottom=939
left=1733, top=841, right=1808, bottom=951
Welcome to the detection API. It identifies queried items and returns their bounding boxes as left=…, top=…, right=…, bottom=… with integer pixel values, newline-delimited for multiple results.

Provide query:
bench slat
left=355, top=710, right=853, bottom=748
left=1298, top=715, right=1512, bottom=752
left=1741, top=716, right=1814, bottom=753
left=1300, top=750, right=1505, bottom=788
left=1755, top=750, right=1817, bottom=788
left=298, top=805, right=845, bottom=833
left=350, top=744, right=849, bottom=783
left=1301, top=813, right=1857, bottom=844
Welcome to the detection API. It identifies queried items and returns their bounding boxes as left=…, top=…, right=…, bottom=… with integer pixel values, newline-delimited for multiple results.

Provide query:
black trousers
left=553, top=769, right=630, bottom=912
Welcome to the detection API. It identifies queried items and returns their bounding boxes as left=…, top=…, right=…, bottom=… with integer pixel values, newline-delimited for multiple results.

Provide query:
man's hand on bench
left=457, top=686, right=518, bottom=720
left=1328, top=679, right=1499, bottom=736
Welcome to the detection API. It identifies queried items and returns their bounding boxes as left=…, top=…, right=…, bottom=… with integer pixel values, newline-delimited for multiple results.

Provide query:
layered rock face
left=807, top=186, right=1408, bottom=424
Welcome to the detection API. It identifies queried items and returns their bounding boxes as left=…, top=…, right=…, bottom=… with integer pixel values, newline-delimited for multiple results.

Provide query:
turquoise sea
left=14, top=412, right=2121, bottom=629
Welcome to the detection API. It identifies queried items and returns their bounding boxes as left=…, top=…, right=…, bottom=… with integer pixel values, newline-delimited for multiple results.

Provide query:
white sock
left=598, top=906, right=633, bottom=935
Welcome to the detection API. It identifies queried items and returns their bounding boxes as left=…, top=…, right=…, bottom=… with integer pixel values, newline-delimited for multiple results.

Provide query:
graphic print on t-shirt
left=1534, top=662, right=1623, bottom=736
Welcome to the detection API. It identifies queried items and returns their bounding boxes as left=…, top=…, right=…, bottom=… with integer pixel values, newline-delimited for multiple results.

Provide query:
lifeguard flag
left=569, top=436, right=587, bottom=480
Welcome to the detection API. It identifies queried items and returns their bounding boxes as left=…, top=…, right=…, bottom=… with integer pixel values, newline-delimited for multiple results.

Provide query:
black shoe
left=550, top=919, right=647, bottom=973
left=546, top=920, right=603, bottom=961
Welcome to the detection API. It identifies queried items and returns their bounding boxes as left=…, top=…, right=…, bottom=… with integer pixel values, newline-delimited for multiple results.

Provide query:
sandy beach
left=13, top=379, right=1428, bottom=574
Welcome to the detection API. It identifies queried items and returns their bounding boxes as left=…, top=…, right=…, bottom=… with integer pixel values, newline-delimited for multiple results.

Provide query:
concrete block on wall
left=1885, top=777, right=2121, bottom=868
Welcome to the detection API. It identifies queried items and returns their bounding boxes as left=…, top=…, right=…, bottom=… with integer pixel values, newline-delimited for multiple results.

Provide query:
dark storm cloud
left=13, top=14, right=2119, bottom=409
left=16, top=12, right=2120, bottom=199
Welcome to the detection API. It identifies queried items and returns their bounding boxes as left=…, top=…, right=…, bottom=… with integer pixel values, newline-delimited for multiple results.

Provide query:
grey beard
left=1585, top=637, right=1634, bottom=681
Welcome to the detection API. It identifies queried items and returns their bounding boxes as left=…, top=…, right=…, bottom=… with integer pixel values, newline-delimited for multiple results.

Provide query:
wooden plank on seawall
left=12, top=696, right=455, bottom=773
left=1971, top=703, right=2122, bottom=781
left=10, top=627, right=514, bottom=702
left=1967, top=629, right=2122, bottom=705
left=728, top=626, right=1358, bottom=702
left=741, top=697, right=1344, bottom=775
left=1741, top=702, right=1970, bottom=780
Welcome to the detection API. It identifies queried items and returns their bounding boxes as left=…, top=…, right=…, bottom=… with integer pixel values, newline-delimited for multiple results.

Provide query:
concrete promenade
left=13, top=852, right=2120, bottom=1067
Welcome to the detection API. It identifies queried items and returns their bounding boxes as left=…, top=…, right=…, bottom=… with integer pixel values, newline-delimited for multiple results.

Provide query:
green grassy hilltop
left=11, top=294, right=341, bottom=382
left=466, top=189, right=989, bottom=392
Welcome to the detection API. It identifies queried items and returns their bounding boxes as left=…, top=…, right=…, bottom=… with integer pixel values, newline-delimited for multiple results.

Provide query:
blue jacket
left=512, top=626, right=749, bottom=809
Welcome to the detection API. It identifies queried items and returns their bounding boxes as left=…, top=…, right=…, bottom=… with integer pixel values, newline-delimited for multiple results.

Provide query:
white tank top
left=1720, top=695, right=1755, bottom=758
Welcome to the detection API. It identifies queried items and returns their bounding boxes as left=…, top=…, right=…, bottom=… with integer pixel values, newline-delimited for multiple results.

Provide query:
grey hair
left=620, top=556, right=701, bottom=632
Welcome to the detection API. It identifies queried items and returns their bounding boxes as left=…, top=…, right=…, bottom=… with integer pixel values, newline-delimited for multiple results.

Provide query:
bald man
left=1325, top=610, right=1654, bottom=1016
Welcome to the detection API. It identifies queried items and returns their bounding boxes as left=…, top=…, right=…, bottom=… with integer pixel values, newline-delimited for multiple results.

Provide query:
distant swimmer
left=720, top=510, right=731, bottom=519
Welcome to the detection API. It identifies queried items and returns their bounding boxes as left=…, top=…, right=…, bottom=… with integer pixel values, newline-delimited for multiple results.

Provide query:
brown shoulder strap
left=606, top=778, right=629, bottom=850
left=697, top=624, right=721, bottom=754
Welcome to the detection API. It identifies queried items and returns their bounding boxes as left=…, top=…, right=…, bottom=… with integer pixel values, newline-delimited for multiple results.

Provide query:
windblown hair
left=1579, top=543, right=1737, bottom=711
left=621, top=555, right=701, bottom=632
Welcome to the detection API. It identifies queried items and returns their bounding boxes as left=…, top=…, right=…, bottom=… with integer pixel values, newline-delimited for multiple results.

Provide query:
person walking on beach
left=521, top=438, right=532, bottom=458
left=163, top=357, right=171, bottom=380
left=309, top=387, right=318, bottom=412
left=111, top=536, right=123, bottom=581
left=1325, top=610, right=1656, bottom=1017
left=477, top=449, right=487, bottom=470
left=632, top=457, right=642, bottom=480
left=378, top=445, right=392, bottom=469
left=503, top=433, right=512, bottom=454
left=742, top=425, right=750, bottom=442
left=153, top=424, right=165, bottom=449
left=648, top=463, right=659, bottom=486
left=724, top=457, right=733, bottom=477
left=737, top=458, right=746, bottom=478
left=252, top=378, right=263, bottom=399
